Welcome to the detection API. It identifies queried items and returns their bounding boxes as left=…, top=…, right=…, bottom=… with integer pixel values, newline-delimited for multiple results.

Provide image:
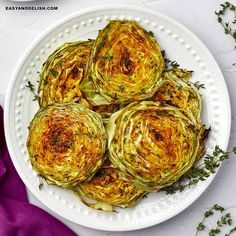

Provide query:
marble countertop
left=1, top=0, right=236, bottom=235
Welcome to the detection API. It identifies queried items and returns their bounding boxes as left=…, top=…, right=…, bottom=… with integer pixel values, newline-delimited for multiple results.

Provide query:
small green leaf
left=148, top=31, right=154, bottom=37
left=197, top=222, right=205, bottom=231
left=119, top=84, right=125, bottom=92
left=119, top=188, right=124, bottom=194
left=205, top=210, right=214, bottom=217
left=85, top=169, right=92, bottom=177
left=233, top=147, right=236, bottom=154
left=102, top=55, right=113, bottom=60
left=142, top=193, right=148, bottom=199
left=39, top=183, right=43, bottom=190
left=49, top=68, right=59, bottom=77
left=123, top=116, right=128, bottom=122
left=25, top=81, right=35, bottom=92
left=26, top=81, right=40, bottom=102
left=98, top=170, right=107, bottom=180
left=167, top=90, right=173, bottom=96
left=140, top=88, right=146, bottom=94
left=226, top=226, right=236, bottom=236
left=213, top=204, right=225, bottom=212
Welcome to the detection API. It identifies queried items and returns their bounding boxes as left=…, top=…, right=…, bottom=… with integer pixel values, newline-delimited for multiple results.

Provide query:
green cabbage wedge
left=27, top=103, right=107, bottom=188
left=80, top=20, right=164, bottom=105
left=38, top=40, right=93, bottom=108
left=107, top=101, right=206, bottom=191
left=73, top=159, right=145, bottom=212
left=151, top=68, right=202, bottom=120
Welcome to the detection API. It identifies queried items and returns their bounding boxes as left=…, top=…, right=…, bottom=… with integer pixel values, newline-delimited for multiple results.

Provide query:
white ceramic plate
left=9, top=0, right=37, bottom=1
left=4, top=5, right=231, bottom=231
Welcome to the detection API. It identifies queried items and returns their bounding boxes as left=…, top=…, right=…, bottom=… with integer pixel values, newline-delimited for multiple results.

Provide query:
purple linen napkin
left=0, top=106, right=77, bottom=236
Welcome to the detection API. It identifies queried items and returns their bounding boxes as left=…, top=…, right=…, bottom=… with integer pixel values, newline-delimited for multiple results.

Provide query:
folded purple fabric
left=0, top=106, right=77, bottom=236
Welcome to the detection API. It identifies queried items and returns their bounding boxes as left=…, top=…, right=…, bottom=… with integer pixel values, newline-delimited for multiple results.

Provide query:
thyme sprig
left=215, top=2, right=236, bottom=48
left=195, top=204, right=225, bottom=236
left=164, top=145, right=236, bottom=194
left=39, top=183, right=44, bottom=190
left=195, top=204, right=236, bottom=236
left=209, top=213, right=232, bottom=236
left=188, top=81, right=206, bottom=90
left=225, top=226, right=236, bottom=236
left=38, top=176, right=44, bottom=191
left=25, top=81, right=40, bottom=102
left=161, top=50, right=180, bottom=69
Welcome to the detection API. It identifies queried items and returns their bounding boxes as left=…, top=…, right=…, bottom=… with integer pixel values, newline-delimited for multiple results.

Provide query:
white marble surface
left=1, top=0, right=236, bottom=235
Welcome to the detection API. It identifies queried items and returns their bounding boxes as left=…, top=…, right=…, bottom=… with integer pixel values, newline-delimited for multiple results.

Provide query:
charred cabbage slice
left=37, top=39, right=119, bottom=120
left=38, top=40, right=93, bottom=108
left=27, top=103, right=107, bottom=188
left=163, top=67, right=192, bottom=82
left=91, top=104, right=121, bottom=123
left=152, top=68, right=201, bottom=120
left=80, top=20, right=164, bottom=105
left=107, top=101, right=206, bottom=191
left=73, top=159, right=145, bottom=211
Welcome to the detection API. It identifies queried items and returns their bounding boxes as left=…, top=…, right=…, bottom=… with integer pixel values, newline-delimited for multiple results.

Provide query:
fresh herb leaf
left=161, top=50, right=180, bottom=69
left=25, top=81, right=40, bottom=102
left=70, top=141, right=75, bottom=149
left=97, top=170, right=107, bottom=180
left=208, top=213, right=232, bottom=236
left=85, top=169, right=92, bottom=178
left=119, top=188, right=124, bottom=194
left=37, top=175, right=45, bottom=191
left=167, top=90, right=173, bottom=96
left=196, top=222, right=205, bottom=232
left=188, top=81, right=205, bottom=90
left=170, top=60, right=180, bottom=68
left=148, top=31, right=154, bottom=37
left=39, top=182, right=43, bottom=190
left=49, top=68, right=59, bottom=77
left=195, top=204, right=233, bottom=236
left=225, top=226, right=236, bottom=236
left=215, top=2, right=236, bottom=50
left=42, top=79, right=48, bottom=85
left=164, top=145, right=233, bottom=194
left=119, top=84, right=125, bottom=92
left=102, top=55, right=113, bottom=60
left=25, top=81, right=35, bottom=92
left=140, top=88, right=146, bottom=94
left=142, top=193, right=148, bottom=199
left=123, top=116, right=128, bottom=122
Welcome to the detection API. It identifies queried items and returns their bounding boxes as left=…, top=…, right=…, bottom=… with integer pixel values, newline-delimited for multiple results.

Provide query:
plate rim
left=4, top=4, right=231, bottom=231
